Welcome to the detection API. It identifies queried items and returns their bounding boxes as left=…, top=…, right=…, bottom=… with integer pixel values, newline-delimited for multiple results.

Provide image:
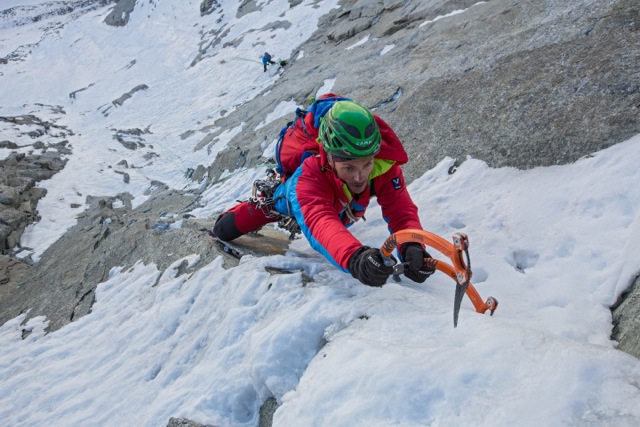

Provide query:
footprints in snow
left=507, top=249, right=539, bottom=274
left=444, top=215, right=542, bottom=276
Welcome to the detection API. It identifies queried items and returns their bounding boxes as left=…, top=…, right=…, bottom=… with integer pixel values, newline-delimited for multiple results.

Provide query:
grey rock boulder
left=103, top=0, right=136, bottom=27
left=612, top=274, right=640, bottom=359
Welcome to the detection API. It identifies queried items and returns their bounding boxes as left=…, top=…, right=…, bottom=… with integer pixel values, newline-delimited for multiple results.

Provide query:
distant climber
left=262, top=52, right=276, bottom=72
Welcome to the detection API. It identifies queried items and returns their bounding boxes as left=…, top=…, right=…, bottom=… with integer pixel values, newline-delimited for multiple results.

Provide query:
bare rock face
left=0, top=152, right=67, bottom=291
left=200, top=0, right=222, bottom=17
left=0, top=187, right=224, bottom=334
left=0, top=107, right=73, bottom=303
left=612, top=275, right=640, bottom=359
left=0, top=151, right=66, bottom=255
left=166, top=417, right=210, bottom=427
left=103, top=0, right=136, bottom=27
left=203, top=0, right=639, bottom=184
left=0, top=256, right=28, bottom=304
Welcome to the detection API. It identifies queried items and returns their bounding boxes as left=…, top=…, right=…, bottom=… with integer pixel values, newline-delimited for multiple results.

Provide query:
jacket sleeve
left=286, top=163, right=362, bottom=271
left=374, top=164, right=423, bottom=236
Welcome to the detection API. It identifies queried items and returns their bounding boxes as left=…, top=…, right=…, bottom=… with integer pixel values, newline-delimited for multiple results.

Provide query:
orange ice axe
left=380, top=229, right=498, bottom=327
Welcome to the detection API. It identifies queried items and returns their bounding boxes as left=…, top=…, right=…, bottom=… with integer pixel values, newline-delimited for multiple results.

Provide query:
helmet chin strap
left=328, top=156, right=351, bottom=191
left=327, top=155, right=340, bottom=176
left=329, top=157, right=344, bottom=184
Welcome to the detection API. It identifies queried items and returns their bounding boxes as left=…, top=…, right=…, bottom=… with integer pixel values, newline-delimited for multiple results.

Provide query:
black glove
left=402, top=243, right=436, bottom=283
left=348, top=246, right=394, bottom=287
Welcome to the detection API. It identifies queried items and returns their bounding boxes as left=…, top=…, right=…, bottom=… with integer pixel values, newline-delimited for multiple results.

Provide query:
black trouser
left=263, top=60, right=275, bottom=72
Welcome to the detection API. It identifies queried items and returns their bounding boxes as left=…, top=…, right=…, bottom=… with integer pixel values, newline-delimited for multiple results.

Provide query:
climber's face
left=332, top=156, right=374, bottom=195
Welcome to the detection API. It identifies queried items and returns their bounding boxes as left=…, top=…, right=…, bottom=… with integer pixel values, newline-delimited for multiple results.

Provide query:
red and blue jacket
left=273, top=116, right=423, bottom=272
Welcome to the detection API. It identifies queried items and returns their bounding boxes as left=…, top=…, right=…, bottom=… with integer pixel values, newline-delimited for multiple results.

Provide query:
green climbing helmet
left=319, top=101, right=381, bottom=159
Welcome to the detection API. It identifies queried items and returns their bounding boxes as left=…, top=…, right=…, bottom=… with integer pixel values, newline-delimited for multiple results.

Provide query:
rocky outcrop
left=612, top=274, right=640, bottom=358
left=112, top=126, right=152, bottom=150
left=0, top=110, right=73, bottom=260
left=103, top=0, right=136, bottom=27
left=0, top=178, right=295, bottom=334
left=200, top=0, right=222, bottom=17
left=0, top=256, right=28, bottom=306
left=0, top=150, right=68, bottom=307
left=164, top=396, right=278, bottom=427
left=167, top=417, right=210, bottom=427
left=0, top=152, right=66, bottom=254
left=0, top=186, right=225, bottom=334
left=112, top=84, right=150, bottom=107
left=0, top=108, right=72, bottom=301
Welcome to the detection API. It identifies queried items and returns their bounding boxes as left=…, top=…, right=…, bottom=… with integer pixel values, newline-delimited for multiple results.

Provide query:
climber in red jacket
left=213, top=97, right=435, bottom=286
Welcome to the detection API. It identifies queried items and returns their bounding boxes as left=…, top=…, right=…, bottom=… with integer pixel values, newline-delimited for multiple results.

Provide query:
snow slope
left=1, top=1, right=640, bottom=426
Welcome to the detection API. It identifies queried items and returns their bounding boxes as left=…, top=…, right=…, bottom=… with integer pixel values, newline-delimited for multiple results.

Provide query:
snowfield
left=1, top=1, right=640, bottom=426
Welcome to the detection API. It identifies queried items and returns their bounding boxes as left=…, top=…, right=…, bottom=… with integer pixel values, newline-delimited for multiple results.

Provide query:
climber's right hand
left=348, top=246, right=395, bottom=287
